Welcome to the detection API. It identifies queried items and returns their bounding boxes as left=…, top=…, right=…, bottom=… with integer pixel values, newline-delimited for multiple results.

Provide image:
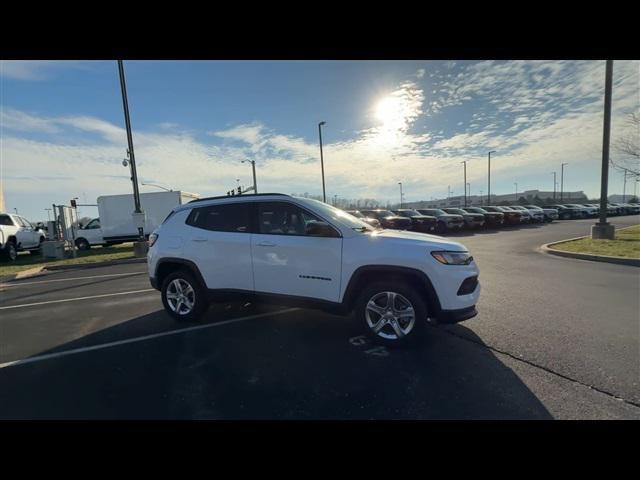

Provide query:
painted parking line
left=0, top=288, right=156, bottom=310
left=0, top=308, right=299, bottom=370
left=0, top=271, right=147, bottom=288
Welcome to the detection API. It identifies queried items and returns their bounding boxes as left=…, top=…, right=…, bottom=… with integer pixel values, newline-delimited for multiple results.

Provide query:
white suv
left=1, top=213, right=46, bottom=261
left=147, top=194, right=480, bottom=345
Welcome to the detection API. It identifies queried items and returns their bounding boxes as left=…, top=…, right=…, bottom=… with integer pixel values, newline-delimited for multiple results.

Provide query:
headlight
left=148, top=233, right=159, bottom=247
left=431, top=251, right=473, bottom=265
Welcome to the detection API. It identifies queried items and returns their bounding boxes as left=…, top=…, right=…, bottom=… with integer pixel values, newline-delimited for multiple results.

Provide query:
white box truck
left=74, top=191, right=199, bottom=250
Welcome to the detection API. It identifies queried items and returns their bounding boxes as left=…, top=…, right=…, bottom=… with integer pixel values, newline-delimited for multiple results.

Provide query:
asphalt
left=0, top=216, right=638, bottom=419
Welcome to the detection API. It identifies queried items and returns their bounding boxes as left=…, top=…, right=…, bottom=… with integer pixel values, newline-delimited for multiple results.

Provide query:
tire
left=75, top=238, right=91, bottom=251
left=436, top=222, right=447, bottom=234
left=355, top=280, right=428, bottom=347
left=161, top=269, right=209, bottom=322
left=2, top=241, right=18, bottom=262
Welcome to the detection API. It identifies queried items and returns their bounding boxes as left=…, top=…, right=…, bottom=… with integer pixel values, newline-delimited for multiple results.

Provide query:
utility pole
left=318, top=121, right=327, bottom=203
left=487, top=151, right=496, bottom=206
left=117, top=60, right=146, bottom=249
left=398, top=182, right=403, bottom=208
left=623, top=169, right=627, bottom=202
left=560, top=162, right=568, bottom=202
left=466, top=183, right=470, bottom=206
left=552, top=172, right=557, bottom=200
left=592, top=60, right=615, bottom=240
left=461, top=161, right=467, bottom=207
left=514, top=182, right=518, bottom=202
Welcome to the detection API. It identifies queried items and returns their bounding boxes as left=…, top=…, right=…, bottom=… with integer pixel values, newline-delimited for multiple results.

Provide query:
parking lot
left=1, top=215, right=639, bottom=419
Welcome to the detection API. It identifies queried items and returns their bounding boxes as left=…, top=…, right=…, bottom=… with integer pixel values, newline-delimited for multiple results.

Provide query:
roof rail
left=187, top=193, right=290, bottom=204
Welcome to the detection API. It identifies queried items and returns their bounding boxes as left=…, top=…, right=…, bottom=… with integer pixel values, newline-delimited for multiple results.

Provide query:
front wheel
left=2, top=242, right=18, bottom=262
left=355, top=281, right=427, bottom=347
left=75, top=238, right=90, bottom=251
left=161, top=270, right=208, bottom=322
left=436, top=222, right=447, bottom=234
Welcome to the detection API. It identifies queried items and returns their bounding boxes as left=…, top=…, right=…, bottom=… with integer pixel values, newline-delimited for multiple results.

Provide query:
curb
left=0, top=257, right=146, bottom=284
left=540, top=226, right=640, bottom=267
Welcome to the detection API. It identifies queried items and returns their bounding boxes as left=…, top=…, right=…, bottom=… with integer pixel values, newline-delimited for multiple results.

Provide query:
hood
left=370, top=228, right=468, bottom=251
left=463, top=213, right=484, bottom=218
left=439, top=214, right=464, bottom=220
left=409, top=215, right=436, bottom=220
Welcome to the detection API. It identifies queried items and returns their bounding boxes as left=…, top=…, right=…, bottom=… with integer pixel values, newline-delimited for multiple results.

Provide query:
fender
left=341, top=265, right=442, bottom=314
left=154, top=257, right=207, bottom=290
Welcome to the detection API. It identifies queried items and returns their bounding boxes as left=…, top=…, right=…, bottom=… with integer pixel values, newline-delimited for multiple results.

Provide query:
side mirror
left=305, top=221, right=337, bottom=237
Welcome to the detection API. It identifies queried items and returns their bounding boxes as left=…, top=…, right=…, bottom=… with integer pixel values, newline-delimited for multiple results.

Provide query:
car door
left=251, top=201, right=343, bottom=302
left=184, top=202, right=255, bottom=291
left=12, top=216, right=36, bottom=248
left=21, top=217, right=41, bottom=246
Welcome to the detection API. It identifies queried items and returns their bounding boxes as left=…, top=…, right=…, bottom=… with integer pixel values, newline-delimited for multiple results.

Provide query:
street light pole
left=592, top=60, right=615, bottom=240
left=622, top=169, right=627, bottom=202
left=514, top=182, right=518, bottom=202
left=242, top=160, right=258, bottom=193
left=398, top=182, right=403, bottom=208
left=45, top=208, right=52, bottom=222
left=141, top=182, right=172, bottom=191
left=466, top=183, right=470, bottom=206
left=318, top=121, right=327, bottom=203
left=461, top=161, right=467, bottom=207
left=560, top=162, right=568, bottom=202
left=552, top=172, right=557, bottom=200
left=117, top=60, right=144, bottom=243
left=487, top=151, right=496, bottom=206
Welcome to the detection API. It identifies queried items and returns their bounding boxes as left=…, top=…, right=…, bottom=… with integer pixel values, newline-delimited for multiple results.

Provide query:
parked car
left=392, top=209, right=437, bottom=233
left=545, top=205, right=581, bottom=220
left=510, top=205, right=544, bottom=223
left=580, top=204, right=601, bottom=216
left=0, top=213, right=47, bottom=261
left=360, top=209, right=412, bottom=230
left=565, top=204, right=598, bottom=217
left=482, top=206, right=522, bottom=225
left=345, top=210, right=381, bottom=229
left=462, top=207, right=504, bottom=228
left=148, top=193, right=480, bottom=346
left=610, top=203, right=639, bottom=215
left=524, top=205, right=558, bottom=222
left=416, top=209, right=465, bottom=234
left=502, top=206, right=532, bottom=223
left=443, top=208, right=485, bottom=229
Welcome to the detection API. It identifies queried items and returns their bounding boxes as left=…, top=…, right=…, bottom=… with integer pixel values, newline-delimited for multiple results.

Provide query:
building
left=404, top=189, right=588, bottom=209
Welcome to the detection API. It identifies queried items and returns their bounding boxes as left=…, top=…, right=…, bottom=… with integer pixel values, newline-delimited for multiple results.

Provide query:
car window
left=257, top=201, right=335, bottom=237
left=187, top=203, right=252, bottom=233
left=13, top=216, right=27, bottom=227
left=85, top=219, right=100, bottom=229
left=0, top=214, right=15, bottom=226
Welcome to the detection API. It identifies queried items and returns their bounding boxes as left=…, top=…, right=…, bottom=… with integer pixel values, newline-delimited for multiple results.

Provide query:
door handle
left=191, top=237, right=208, bottom=242
left=256, top=241, right=276, bottom=247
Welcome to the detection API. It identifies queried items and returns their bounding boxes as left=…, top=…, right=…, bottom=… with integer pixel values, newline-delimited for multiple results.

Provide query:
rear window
left=186, top=203, right=252, bottom=233
left=0, top=214, right=14, bottom=226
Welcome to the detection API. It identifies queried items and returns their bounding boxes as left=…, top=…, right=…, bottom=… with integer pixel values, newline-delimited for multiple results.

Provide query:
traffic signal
left=70, top=199, right=77, bottom=208
left=237, top=186, right=242, bottom=195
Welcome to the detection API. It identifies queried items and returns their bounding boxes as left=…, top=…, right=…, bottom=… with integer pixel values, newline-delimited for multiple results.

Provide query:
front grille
left=457, top=276, right=478, bottom=295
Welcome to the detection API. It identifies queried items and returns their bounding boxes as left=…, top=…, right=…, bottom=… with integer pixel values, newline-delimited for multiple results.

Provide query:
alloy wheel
left=166, top=278, right=196, bottom=315
left=365, top=291, right=416, bottom=340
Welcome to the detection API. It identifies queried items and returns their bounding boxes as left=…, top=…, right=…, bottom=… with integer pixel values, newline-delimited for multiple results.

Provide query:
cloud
left=416, top=68, right=425, bottom=79
left=0, top=60, right=90, bottom=81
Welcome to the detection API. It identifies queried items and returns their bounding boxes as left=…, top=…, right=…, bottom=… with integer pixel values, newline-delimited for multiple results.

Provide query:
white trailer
left=75, top=191, right=199, bottom=249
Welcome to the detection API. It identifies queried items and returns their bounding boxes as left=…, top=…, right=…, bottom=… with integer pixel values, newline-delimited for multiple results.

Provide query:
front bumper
left=435, top=305, right=478, bottom=324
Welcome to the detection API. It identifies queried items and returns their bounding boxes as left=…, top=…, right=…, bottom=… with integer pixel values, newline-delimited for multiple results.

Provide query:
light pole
left=461, top=161, right=467, bottom=207
left=45, top=208, right=52, bottom=221
left=552, top=172, right=557, bottom=200
left=333, top=194, right=338, bottom=206
left=466, top=183, right=470, bottom=206
left=479, top=190, right=483, bottom=206
left=14, top=208, right=18, bottom=214
left=560, top=162, right=568, bottom=201
left=141, top=182, right=172, bottom=191
left=117, top=60, right=145, bottom=244
left=398, top=182, right=403, bottom=208
left=622, top=169, right=628, bottom=202
left=514, top=182, right=518, bottom=202
left=592, top=60, right=615, bottom=239
left=318, top=121, right=327, bottom=203
left=241, top=160, right=258, bottom=193
left=487, top=150, right=496, bottom=206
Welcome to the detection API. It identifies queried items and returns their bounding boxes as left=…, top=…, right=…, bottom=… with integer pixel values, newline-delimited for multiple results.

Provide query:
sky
left=1, top=59, right=638, bottom=221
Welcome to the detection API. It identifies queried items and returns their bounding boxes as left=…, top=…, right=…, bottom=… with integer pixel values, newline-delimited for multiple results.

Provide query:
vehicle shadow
left=0, top=304, right=553, bottom=420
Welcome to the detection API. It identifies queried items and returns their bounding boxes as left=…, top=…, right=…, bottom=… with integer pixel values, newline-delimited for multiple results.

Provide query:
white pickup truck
left=0, top=213, right=46, bottom=261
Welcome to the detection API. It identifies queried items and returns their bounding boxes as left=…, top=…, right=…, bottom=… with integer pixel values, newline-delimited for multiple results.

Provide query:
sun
left=375, top=96, right=404, bottom=129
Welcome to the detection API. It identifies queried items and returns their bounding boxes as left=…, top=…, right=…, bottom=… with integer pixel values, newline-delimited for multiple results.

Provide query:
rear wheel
left=355, top=281, right=427, bottom=347
left=161, top=270, right=209, bottom=322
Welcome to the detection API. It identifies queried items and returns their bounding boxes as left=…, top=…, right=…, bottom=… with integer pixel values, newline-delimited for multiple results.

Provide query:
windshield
left=297, top=198, right=374, bottom=232
left=445, top=209, right=465, bottom=215
left=465, top=207, right=487, bottom=213
left=398, top=209, right=421, bottom=216
left=421, top=209, right=446, bottom=216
